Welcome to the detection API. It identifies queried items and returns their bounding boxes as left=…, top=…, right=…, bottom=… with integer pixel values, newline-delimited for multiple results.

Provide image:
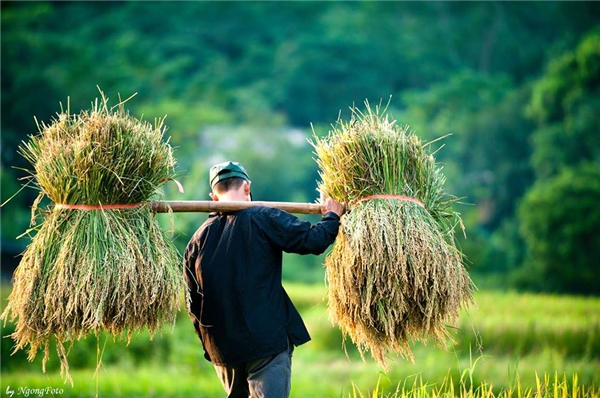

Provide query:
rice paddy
left=1, top=283, right=598, bottom=397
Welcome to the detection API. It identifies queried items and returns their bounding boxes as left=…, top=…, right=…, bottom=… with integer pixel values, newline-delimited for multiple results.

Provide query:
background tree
left=517, top=162, right=600, bottom=294
left=515, top=28, right=600, bottom=294
left=526, top=27, right=600, bottom=180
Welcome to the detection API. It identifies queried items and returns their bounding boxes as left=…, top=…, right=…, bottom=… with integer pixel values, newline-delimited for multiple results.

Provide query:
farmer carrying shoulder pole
left=183, top=161, right=345, bottom=397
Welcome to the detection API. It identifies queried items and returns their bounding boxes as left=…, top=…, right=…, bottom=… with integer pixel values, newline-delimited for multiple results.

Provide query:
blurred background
left=2, top=1, right=599, bottom=292
left=1, top=2, right=599, bottom=396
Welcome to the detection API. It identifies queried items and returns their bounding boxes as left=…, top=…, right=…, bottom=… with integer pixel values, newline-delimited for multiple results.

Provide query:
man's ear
left=209, top=192, right=219, bottom=201
left=244, top=181, right=252, bottom=196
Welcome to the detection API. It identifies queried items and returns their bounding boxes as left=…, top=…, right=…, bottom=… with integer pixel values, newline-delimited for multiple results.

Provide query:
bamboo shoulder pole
left=149, top=200, right=323, bottom=215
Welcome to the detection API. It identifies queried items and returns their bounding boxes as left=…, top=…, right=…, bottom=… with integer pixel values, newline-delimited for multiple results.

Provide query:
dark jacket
left=183, top=206, right=340, bottom=366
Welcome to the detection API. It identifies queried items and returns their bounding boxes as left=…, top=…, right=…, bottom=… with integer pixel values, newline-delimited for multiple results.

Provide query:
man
left=183, top=161, right=345, bottom=398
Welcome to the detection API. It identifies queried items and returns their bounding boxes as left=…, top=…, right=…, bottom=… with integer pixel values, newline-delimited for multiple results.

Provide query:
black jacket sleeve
left=260, top=208, right=341, bottom=255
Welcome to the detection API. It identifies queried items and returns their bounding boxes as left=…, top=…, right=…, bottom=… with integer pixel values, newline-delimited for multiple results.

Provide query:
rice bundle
left=0, top=91, right=182, bottom=382
left=311, top=102, right=475, bottom=369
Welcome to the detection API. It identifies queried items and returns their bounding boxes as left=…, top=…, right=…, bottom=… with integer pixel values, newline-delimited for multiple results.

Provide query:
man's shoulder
left=189, top=216, right=218, bottom=240
left=246, top=205, right=279, bottom=213
left=243, top=206, right=300, bottom=230
left=246, top=205, right=291, bottom=219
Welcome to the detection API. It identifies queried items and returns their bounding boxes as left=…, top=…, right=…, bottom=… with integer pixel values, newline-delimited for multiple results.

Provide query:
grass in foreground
left=349, top=371, right=599, bottom=398
left=2, top=363, right=598, bottom=398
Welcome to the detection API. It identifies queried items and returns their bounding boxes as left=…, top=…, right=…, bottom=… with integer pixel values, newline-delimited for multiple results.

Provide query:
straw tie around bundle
left=311, top=101, right=475, bottom=369
left=353, top=194, right=425, bottom=209
left=53, top=203, right=143, bottom=210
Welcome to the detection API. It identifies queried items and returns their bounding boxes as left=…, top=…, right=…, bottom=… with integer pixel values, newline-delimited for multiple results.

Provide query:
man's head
left=209, top=161, right=251, bottom=201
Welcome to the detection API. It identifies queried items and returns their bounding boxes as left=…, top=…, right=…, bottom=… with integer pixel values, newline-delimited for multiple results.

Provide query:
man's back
left=184, top=206, right=340, bottom=365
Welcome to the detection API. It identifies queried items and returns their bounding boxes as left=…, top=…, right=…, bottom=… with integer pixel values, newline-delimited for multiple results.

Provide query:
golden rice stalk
left=311, top=101, right=475, bottom=369
left=0, top=90, right=182, bottom=384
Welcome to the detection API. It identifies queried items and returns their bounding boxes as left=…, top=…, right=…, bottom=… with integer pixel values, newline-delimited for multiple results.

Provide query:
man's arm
left=263, top=197, right=345, bottom=255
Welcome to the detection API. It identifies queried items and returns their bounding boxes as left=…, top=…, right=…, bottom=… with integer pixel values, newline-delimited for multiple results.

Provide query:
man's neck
left=216, top=192, right=249, bottom=202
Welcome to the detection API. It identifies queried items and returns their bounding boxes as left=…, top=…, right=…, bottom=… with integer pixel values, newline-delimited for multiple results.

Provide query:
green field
left=1, top=284, right=599, bottom=397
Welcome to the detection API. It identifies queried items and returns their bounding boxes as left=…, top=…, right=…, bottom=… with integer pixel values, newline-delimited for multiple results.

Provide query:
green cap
left=209, top=161, right=250, bottom=188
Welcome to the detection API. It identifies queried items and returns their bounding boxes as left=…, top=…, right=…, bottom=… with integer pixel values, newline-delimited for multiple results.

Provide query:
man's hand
left=321, top=197, right=345, bottom=217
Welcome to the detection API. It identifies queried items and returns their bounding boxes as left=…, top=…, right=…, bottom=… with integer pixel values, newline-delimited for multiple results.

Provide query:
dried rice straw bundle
left=311, top=102, right=475, bottom=369
left=0, top=90, right=182, bottom=383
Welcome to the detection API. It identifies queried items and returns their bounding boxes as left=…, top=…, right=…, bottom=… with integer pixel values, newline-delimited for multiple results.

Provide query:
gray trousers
left=214, top=343, right=294, bottom=398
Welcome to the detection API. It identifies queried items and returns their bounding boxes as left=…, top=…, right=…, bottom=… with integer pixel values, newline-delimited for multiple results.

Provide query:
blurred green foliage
left=518, top=162, right=600, bottom=294
left=1, top=1, right=599, bottom=293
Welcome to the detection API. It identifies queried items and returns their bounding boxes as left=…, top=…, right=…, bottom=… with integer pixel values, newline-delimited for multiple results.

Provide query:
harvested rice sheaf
left=0, top=91, right=182, bottom=383
left=311, top=102, right=475, bottom=369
